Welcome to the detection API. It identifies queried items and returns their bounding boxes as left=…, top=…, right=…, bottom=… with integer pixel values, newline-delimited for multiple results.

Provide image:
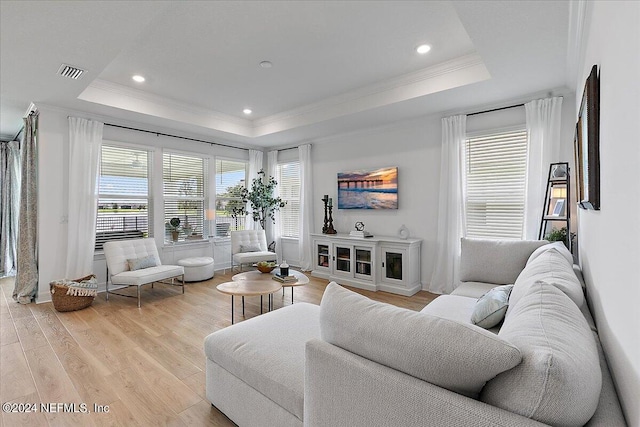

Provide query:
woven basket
left=50, top=274, right=96, bottom=312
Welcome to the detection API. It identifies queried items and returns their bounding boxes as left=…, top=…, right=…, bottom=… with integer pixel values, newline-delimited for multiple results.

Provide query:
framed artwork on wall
left=337, top=167, right=398, bottom=209
left=574, top=64, right=600, bottom=210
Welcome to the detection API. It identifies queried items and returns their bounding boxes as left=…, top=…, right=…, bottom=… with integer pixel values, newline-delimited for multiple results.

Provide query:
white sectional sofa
left=204, top=238, right=626, bottom=426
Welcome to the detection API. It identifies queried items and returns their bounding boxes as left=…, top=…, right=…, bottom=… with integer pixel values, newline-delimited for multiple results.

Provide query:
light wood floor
left=0, top=271, right=437, bottom=427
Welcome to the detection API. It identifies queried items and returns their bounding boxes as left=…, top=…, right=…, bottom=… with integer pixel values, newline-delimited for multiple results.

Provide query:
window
left=96, top=145, right=150, bottom=250
left=163, top=152, right=207, bottom=241
left=215, top=159, right=247, bottom=235
left=465, top=129, right=528, bottom=239
left=277, top=161, right=300, bottom=238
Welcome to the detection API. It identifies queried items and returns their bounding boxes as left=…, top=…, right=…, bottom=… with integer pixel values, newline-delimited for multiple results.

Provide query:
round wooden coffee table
left=216, top=280, right=281, bottom=324
left=232, top=268, right=309, bottom=304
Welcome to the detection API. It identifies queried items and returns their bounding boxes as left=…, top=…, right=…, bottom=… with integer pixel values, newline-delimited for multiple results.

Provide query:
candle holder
left=321, top=195, right=329, bottom=233
left=326, top=204, right=337, bottom=234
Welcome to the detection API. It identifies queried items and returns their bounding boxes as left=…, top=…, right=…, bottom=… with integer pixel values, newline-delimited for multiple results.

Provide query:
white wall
left=36, top=105, right=251, bottom=302
left=311, top=116, right=442, bottom=288
left=575, top=2, right=640, bottom=424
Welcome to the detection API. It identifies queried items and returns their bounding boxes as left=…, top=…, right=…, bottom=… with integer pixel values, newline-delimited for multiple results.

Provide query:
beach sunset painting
left=337, top=167, right=398, bottom=209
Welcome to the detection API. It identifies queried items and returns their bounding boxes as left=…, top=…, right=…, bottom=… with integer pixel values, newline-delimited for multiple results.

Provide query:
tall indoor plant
left=231, top=169, right=286, bottom=230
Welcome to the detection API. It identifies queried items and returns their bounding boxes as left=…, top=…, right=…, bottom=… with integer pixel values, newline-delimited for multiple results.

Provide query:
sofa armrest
left=304, top=339, right=547, bottom=427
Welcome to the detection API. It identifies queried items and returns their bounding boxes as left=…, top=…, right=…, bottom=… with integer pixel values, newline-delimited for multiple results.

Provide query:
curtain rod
left=103, top=122, right=250, bottom=151
left=467, top=96, right=564, bottom=117
left=467, top=103, right=525, bottom=117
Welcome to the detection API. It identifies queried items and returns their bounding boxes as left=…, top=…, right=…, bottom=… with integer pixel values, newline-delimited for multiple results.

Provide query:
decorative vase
left=171, top=230, right=179, bottom=241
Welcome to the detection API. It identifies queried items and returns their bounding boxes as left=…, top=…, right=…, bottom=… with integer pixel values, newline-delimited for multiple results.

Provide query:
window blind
left=163, top=152, right=207, bottom=240
left=277, top=161, right=301, bottom=238
left=96, top=145, right=150, bottom=250
left=465, top=129, right=528, bottom=240
left=215, top=159, right=247, bottom=234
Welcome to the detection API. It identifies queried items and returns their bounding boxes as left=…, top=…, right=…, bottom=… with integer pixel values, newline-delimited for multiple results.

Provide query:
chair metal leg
left=182, top=275, right=185, bottom=293
left=292, top=287, right=294, bottom=304
left=137, top=286, right=141, bottom=308
left=242, top=296, right=245, bottom=316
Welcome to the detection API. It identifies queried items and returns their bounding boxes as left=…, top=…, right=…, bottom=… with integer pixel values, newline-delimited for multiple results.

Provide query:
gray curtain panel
left=13, top=114, right=38, bottom=304
left=0, top=140, right=21, bottom=276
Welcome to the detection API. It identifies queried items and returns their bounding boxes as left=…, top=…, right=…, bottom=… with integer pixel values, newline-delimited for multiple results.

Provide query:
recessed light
left=243, top=109, right=252, bottom=115
left=416, top=44, right=431, bottom=54
left=260, top=61, right=273, bottom=69
left=132, top=75, right=145, bottom=83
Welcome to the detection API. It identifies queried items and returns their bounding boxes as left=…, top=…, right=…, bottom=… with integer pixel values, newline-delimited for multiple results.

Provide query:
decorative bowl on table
left=256, top=261, right=277, bottom=273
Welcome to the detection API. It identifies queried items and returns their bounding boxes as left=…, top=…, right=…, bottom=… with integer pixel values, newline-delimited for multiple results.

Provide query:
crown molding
left=83, top=79, right=251, bottom=127
left=254, top=53, right=486, bottom=129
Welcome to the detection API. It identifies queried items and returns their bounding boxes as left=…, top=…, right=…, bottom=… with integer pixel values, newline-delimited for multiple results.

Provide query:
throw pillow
left=239, top=244, right=261, bottom=253
left=481, top=281, right=601, bottom=426
left=526, top=241, right=573, bottom=266
left=471, top=284, right=514, bottom=329
left=320, top=282, right=522, bottom=398
left=127, top=255, right=158, bottom=271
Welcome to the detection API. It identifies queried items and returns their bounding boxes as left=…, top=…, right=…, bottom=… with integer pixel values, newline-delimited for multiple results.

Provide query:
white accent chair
left=230, top=230, right=277, bottom=272
left=103, top=238, right=184, bottom=307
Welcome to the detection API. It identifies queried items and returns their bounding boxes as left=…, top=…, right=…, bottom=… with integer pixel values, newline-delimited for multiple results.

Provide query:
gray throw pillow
left=471, top=284, right=514, bottom=329
left=320, top=282, right=522, bottom=398
left=127, top=255, right=158, bottom=271
left=239, top=244, right=261, bottom=253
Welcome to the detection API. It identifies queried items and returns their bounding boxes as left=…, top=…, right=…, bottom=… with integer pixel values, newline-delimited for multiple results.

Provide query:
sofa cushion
left=471, top=285, right=513, bottom=329
left=481, top=281, right=601, bottom=426
left=110, top=265, right=184, bottom=286
left=232, top=251, right=277, bottom=264
left=526, top=241, right=573, bottom=266
left=460, top=238, right=548, bottom=285
left=320, top=283, right=521, bottom=397
left=204, top=303, right=321, bottom=420
left=451, top=281, right=498, bottom=298
left=508, top=248, right=584, bottom=317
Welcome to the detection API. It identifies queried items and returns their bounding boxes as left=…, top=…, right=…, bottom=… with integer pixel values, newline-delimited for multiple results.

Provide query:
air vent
left=57, top=64, right=86, bottom=80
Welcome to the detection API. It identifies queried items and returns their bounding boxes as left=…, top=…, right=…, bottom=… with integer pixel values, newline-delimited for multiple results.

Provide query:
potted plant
left=166, top=217, right=181, bottom=241
left=544, top=226, right=576, bottom=249
left=231, top=170, right=286, bottom=230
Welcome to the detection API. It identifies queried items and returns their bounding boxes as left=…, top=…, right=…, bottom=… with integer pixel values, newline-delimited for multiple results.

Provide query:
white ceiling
left=0, top=1, right=572, bottom=146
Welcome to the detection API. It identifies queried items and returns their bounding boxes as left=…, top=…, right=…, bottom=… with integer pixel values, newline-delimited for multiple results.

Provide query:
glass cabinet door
left=317, top=244, right=330, bottom=268
left=355, top=248, right=372, bottom=277
left=335, top=246, right=351, bottom=273
left=384, top=251, right=403, bottom=281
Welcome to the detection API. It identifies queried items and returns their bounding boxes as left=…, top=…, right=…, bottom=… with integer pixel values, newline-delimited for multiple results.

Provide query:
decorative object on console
left=350, top=221, right=372, bottom=238
left=321, top=195, right=329, bottom=233
left=325, top=198, right=337, bottom=234
left=337, top=166, right=398, bottom=209
left=398, top=224, right=409, bottom=239
left=574, top=64, right=600, bottom=210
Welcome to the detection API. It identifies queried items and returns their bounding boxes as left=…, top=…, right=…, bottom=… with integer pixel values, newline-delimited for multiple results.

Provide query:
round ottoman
left=178, top=257, right=214, bottom=282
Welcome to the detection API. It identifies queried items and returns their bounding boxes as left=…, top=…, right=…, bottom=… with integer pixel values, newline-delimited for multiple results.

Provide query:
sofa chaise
left=204, top=238, right=626, bottom=426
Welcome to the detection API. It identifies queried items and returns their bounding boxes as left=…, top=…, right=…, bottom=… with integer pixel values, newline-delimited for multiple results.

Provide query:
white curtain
left=65, top=117, right=103, bottom=279
left=1, top=140, right=21, bottom=276
left=429, top=115, right=467, bottom=294
left=266, top=150, right=282, bottom=261
left=298, top=144, right=313, bottom=271
left=523, top=97, right=563, bottom=239
left=246, top=149, right=263, bottom=230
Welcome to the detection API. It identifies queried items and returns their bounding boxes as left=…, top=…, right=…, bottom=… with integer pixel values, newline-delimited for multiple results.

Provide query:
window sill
left=163, top=239, right=210, bottom=248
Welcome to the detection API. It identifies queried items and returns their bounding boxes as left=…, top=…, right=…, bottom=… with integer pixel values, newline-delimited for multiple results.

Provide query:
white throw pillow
left=320, top=283, right=522, bottom=398
left=127, top=255, right=158, bottom=271
left=526, top=241, right=573, bottom=266
left=471, top=284, right=514, bottom=329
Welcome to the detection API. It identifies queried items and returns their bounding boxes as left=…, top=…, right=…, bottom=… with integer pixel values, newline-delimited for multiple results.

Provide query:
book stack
left=272, top=274, right=297, bottom=283
left=349, top=230, right=373, bottom=238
